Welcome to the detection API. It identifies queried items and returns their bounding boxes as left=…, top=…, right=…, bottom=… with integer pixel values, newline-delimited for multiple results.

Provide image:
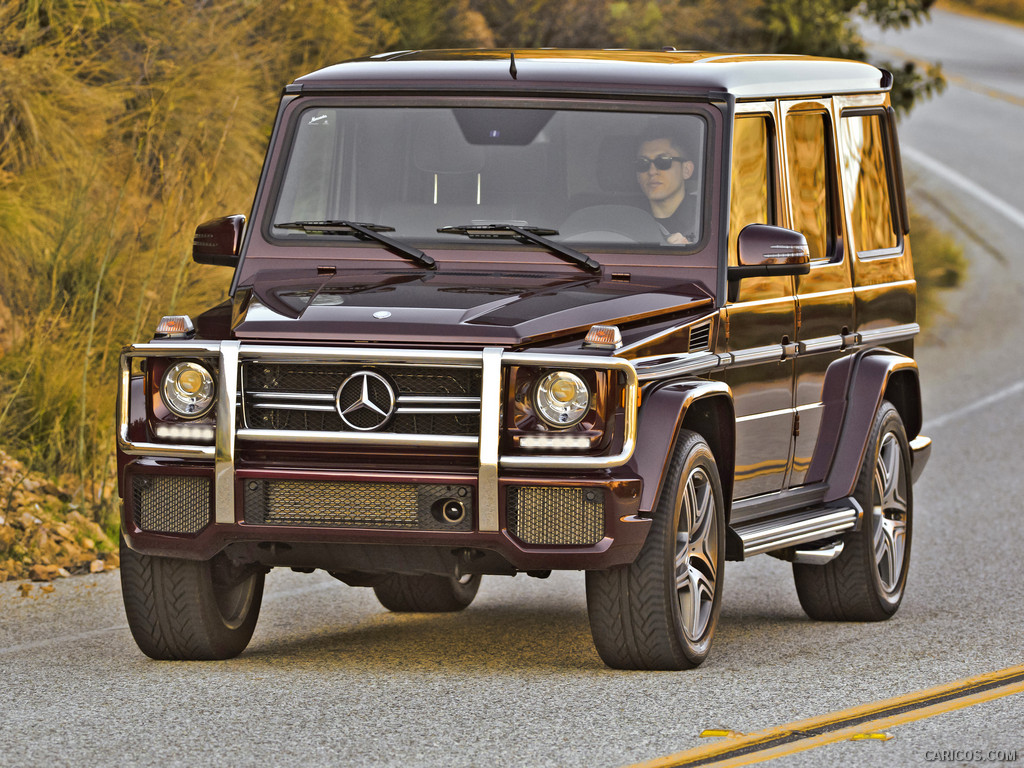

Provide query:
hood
left=231, top=268, right=713, bottom=347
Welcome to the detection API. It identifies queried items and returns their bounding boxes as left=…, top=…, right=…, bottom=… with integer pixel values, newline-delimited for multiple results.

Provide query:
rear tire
left=793, top=400, right=912, bottom=621
left=373, top=573, right=481, bottom=612
left=586, top=430, right=725, bottom=670
left=120, top=536, right=264, bottom=660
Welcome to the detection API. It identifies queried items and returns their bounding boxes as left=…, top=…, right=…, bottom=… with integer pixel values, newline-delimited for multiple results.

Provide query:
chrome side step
left=732, top=499, right=862, bottom=559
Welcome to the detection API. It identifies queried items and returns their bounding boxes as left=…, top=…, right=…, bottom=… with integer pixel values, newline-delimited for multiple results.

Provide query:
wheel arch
left=819, top=349, right=921, bottom=503
left=628, top=381, right=735, bottom=521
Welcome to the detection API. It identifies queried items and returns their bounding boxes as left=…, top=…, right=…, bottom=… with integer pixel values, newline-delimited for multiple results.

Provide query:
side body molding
left=628, top=380, right=734, bottom=516
left=810, top=349, right=922, bottom=503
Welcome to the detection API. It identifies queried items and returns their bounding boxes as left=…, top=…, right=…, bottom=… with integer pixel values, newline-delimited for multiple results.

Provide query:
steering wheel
left=557, top=205, right=666, bottom=244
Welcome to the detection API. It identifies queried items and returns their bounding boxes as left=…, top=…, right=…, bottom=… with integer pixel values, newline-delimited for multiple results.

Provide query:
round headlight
left=161, top=361, right=216, bottom=419
left=533, top=371, right=590, bottom=428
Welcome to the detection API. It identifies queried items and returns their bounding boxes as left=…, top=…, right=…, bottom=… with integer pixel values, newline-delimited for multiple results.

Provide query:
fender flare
left=813, top=349, right=922, bottom=503
left=627, top=380, right=735, bottom=518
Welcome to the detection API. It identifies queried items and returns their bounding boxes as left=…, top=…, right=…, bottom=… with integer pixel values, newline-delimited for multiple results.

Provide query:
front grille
left=506, top=486, right=605, bottom=545
left=242, top=479, right=474, bottom=531
left=242, top=363, right=481, bottom=436
left=132, top=475, right=210, bottom=535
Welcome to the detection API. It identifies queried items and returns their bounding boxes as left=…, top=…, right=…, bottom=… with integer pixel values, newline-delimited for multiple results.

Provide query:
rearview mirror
left=193, top=215, right=245, bottom=267
left=728, top=224, right=811, bottom=280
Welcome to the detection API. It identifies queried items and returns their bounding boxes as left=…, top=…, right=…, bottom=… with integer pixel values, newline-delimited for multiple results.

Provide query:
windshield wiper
left=438, top=223, right=601, bottom=274
left=277, top=220, right=436, bottom=270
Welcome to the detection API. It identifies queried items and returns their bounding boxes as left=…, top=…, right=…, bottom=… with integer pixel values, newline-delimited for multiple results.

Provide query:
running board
left=731, top=499, right=863, bottom=559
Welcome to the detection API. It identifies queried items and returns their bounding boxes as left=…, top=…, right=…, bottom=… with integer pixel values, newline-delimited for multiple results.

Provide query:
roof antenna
left=509, top=51, right=518, bottom=80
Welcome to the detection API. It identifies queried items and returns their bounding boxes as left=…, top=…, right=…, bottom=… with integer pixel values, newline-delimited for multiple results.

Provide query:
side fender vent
left=688, top=321, right=712, bottom=352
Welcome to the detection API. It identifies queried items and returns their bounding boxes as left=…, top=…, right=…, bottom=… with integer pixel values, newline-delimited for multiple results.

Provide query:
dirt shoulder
left=0, top=449, right=119, bottom=584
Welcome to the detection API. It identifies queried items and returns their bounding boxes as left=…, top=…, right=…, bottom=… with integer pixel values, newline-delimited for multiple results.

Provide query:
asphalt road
left=2, top=9, right=1023, bottom=768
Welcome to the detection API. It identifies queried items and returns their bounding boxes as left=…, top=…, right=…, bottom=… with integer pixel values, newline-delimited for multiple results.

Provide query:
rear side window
left=839, top=113, right=900, bottom=256
left=728, top=115, right=773, bottom=265
left=785, top=111, right=837, bottom=263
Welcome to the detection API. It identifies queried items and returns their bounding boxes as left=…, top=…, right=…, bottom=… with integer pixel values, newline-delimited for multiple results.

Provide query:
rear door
left=780, top=101, right=856, bottom=487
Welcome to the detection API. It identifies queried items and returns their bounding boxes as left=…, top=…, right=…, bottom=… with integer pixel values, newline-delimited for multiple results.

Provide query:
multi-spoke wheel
left=794, top=400, right=913, bottom=621
left=586, top=430, right=725, bottom=670
left=675, top=464, right=720, bottom=644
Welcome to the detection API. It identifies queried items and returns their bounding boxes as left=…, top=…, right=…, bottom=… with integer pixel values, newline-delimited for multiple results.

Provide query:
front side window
left=271, top=106, right=710, bottom=251
left=839, top=112, right=900, bottom=256
left=728, top=115, right=773, bottom=265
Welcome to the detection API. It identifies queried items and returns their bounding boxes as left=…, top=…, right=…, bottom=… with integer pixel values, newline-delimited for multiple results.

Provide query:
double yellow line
left=627, top=665, right=1024, bottom=767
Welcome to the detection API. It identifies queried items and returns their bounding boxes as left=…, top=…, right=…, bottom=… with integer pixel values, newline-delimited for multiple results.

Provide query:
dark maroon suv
left=116, top=49, right=931, bottom=669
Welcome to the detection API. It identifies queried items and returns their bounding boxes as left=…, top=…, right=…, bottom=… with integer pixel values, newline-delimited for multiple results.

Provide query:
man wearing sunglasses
left=635, top=129, right=697, bottom=245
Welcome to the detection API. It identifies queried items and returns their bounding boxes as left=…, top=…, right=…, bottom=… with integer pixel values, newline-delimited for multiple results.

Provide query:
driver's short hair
left=638, top=119, right=695, bottom=162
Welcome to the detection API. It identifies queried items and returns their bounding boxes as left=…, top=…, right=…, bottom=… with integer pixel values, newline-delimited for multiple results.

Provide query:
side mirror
left=728, top=224, right=811, bottom=280
left=193, top=215, right=245, bottom=267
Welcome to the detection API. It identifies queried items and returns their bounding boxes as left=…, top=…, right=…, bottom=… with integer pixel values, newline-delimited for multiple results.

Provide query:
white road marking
left=903, top=145, right=1024, bottom=233
left=925, top=379, right=1024, bottom=431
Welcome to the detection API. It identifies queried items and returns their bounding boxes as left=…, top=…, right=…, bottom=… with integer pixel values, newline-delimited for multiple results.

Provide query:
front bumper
left=118, top=341, right=647, bottom=571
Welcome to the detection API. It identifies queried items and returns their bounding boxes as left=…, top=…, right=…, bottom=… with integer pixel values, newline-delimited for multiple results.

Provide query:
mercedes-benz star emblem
left=335, top=371, right=396, bottom=431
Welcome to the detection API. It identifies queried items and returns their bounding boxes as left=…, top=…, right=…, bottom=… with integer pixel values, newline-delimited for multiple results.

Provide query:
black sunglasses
left=635, top=155, right=684, bottom=173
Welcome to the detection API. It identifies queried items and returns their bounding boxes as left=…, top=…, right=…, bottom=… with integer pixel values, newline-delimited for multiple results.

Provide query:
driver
left=635, top=126, right=697, bottom=244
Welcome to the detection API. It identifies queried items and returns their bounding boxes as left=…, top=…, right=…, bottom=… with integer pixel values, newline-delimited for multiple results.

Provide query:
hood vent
left=688, top=321, right=712, bottom=352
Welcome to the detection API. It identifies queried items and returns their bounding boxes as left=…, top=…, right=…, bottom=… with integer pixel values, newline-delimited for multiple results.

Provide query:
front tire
left=120, top=537, right=264, bottom=660
left=586, top=430, right=725, bottom=670
left=373, top=573, right=481, bottom=612
left=793, top=400, right=913, bottom=621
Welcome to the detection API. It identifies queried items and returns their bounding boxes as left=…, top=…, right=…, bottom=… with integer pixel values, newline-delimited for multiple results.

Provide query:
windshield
left=271, top=105, right=709, bottom=251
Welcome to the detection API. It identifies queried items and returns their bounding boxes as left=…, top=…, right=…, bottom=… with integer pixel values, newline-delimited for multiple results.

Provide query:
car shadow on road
left=244, top=603, right=607, bottom=672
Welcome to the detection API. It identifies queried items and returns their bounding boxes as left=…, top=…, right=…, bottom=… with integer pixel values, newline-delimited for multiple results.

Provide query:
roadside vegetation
left=942, top=0, right=1024, bottom=23
left=0, top=0, right=964, bottom=582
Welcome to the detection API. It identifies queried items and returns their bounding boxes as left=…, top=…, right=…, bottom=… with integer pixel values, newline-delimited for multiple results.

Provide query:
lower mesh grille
left=243, top=480, right=473, bottom=531
left=506, top=486, right=605, bottom=545
left=132, top=475, right=211, bottom=535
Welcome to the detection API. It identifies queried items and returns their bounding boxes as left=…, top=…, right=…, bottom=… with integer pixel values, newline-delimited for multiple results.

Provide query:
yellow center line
left=626, top=664, right=1024, bottom=768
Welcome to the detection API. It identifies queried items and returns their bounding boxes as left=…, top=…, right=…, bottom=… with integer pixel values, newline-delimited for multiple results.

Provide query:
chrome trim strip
left=215, top=342, right=240, bottom=525
left=858, top=323, right=920, bottom=346
left=477, top=347, right=503, bottom=533
left=250, top=392, right=335, bottom=402
left=798, top=335, right=844, bottom=355
left=250, top=403, right=479, bottom=415
left=398, top=395, right=480, bottom=405
left=397, top=407, right=480, bottom=415
left=633, top=351, right=724, bottom=381
left=251, top=402, right=336, bottom=412
left=236, top=428, right=477, bottom=447
left=735, top=402, right=822, bottom=423
left=729, top=344, right=785, bottom=366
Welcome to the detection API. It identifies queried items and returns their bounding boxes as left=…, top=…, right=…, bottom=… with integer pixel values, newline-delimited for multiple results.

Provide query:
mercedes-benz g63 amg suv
left=117, top=49, right=931, bottom=669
